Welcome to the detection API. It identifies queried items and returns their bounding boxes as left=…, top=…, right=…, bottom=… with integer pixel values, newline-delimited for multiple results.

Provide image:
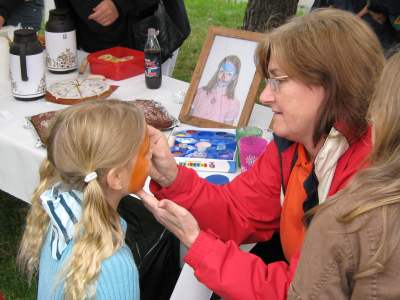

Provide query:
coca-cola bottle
left=144, top=28, right=162, bottom=89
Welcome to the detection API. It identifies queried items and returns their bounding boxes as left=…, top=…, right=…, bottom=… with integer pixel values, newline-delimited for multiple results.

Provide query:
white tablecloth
left=0, top=70, right=272, bottom=203
left=0, top=68, right=272, bottom=300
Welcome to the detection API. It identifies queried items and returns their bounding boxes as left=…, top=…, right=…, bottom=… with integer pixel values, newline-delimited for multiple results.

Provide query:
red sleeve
left=183, top=230, right=299, bottom=300
left=150, top=140, right=282, bottom=244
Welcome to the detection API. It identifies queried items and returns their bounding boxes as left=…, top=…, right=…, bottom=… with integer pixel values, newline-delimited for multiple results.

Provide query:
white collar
left=314, top=127, right=349, bottom=203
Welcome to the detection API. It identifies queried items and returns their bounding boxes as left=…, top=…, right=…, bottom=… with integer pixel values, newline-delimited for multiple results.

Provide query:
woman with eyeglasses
left=138, top=9, right=384, bottom=300
left=288, top=49, right=400, bottom=299
left=190, top=55, right=241, bottom=125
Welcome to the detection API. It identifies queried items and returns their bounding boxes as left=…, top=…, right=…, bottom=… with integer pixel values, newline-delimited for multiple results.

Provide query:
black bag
left=129, top=0, right=191, bottom=63
left=118, top=195, right=181, bottom=300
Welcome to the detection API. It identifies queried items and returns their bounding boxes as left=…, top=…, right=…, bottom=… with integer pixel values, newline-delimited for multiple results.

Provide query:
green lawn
left=173, top=0, right=247, bottom=82
left=0, top=192, right=36, bottom=300
left=0, top=1, right=247, bottom=298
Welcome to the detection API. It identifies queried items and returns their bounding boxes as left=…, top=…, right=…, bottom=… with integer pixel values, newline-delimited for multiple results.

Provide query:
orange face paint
left=128, top=134, right=150, bottom=193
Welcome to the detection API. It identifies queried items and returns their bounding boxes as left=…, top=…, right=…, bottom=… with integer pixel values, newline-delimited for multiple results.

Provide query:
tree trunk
left=243, top=0, right=299, bottom=32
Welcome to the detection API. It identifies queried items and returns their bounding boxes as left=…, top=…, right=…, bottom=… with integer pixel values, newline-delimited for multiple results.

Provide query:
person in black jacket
left=55, top=0, right=191, bottom=63
left=54, top=0, right=142, bottom=52
left=312, top=0, right=400, bottom=51
left=0, top=0, right=43, bottom=31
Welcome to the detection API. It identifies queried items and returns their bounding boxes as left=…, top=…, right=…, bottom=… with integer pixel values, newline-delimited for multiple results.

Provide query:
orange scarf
left=280, top=144, right=313, bottom=261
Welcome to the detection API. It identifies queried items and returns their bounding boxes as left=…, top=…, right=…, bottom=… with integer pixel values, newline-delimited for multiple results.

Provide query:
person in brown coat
left=288, top=49, right=400, bottom=300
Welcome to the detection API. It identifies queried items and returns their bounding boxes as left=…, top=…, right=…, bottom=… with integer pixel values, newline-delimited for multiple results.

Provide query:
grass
left=172, top=0, right=247, bottom=82
left=0, top=191, right=36, bottom=299
left=0, top=1, right=247, bottom=298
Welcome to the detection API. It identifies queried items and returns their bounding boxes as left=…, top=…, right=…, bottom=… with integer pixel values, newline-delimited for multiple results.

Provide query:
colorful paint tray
left=169, top=127, right=237, bottom=173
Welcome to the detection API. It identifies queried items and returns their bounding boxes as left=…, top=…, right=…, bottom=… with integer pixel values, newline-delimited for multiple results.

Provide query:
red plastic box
left=87, top=47, right=144, bottom=81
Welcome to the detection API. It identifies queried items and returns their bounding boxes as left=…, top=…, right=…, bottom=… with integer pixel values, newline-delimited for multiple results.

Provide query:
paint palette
left=170, top=128, right=237, bottom=173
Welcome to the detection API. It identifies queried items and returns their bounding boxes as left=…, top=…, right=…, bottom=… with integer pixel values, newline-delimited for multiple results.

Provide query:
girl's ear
left=106, top=168, right=123, bottom=191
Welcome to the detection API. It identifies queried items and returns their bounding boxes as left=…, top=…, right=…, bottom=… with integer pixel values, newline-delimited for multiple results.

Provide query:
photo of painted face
left=191, top=55, right=242, bottom=125
left=217, top=61, right=237, bottom=87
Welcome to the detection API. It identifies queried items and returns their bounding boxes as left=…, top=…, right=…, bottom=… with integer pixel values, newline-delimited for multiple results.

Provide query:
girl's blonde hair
left=328, top=51, right=400, bottom=278
left=18, top=100, right=146, bottom=299
left=257, top=8, right=384, bottom=145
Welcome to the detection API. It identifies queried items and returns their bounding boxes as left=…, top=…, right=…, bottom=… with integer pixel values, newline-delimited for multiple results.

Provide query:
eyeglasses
left=266, top=75, right=289, bottom=92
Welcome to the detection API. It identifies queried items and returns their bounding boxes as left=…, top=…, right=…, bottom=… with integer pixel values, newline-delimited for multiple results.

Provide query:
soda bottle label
left=145, top=53, right=161, bottom=78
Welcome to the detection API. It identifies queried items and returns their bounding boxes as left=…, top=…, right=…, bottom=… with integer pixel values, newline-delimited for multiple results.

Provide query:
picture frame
left=179, top=26, right=265, bottom=128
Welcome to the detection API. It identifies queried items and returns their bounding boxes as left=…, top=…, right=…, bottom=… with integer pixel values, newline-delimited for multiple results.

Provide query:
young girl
left=190, top=55, right=241, bottom=125
left=288, top=51, right=400, bottom=299
left=17, top=100, right=150, bottom=299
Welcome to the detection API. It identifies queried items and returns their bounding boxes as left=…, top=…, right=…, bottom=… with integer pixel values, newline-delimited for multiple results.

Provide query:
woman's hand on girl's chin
left=147, top=125, right=178, bottom=187
left=137, top=190, right=200, bottom=248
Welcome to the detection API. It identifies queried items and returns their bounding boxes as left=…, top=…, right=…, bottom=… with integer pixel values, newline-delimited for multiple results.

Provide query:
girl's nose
left=259, top=84, right=275, bottom=105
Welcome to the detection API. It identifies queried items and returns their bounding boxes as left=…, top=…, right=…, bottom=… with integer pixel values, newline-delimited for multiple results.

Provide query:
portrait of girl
left=190, top=55, right=241, bottom=125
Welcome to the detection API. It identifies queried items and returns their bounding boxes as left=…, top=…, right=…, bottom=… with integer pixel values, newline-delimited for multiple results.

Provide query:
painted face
left=217, top=62, right=236, bottom=87
left=259, top=56, right=325, bottom=145
left=128, top=134, right=151, bottom=193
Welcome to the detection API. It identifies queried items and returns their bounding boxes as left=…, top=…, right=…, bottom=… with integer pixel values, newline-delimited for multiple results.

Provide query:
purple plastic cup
left=239, top=136, right=268, bottom=171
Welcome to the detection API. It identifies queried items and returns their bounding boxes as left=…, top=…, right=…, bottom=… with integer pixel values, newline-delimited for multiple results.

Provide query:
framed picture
left=179, top=26, right=265, bottom=128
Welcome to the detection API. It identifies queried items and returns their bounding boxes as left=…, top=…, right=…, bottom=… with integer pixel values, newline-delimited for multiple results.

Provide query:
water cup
left=235, top=126, right=263, bottom=167
left=236, top=126, right=263, bottom=140
left=173, top=90, right=186, bottom=104
left=239, top=136, right=268, bottom=171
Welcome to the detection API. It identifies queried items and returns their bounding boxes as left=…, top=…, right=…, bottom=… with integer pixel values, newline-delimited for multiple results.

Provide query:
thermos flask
left=10, top=28, right=45, bottom=101
left=45, top=8, right=77, bottom=73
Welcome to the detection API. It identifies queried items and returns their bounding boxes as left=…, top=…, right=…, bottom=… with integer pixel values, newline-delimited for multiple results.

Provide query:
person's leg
left=6, top=0, right=44, bottom=31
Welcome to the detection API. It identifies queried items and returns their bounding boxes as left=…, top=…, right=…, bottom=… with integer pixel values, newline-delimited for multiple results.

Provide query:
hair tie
left=84, top=171, right=97, bottom=183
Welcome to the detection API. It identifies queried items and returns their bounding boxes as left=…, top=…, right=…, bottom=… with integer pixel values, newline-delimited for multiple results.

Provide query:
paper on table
left=169, top=264, right=213, bottom=300
left=0, top=110, right=13, bottom=121
left=0, top=25, right=19, bottom=42
left=0, top=78, right=11, bottom=98
left=0, top=37, right=10, bottom=82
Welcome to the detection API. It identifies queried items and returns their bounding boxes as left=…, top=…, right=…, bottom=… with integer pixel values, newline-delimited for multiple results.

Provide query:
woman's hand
left=137, top=190, right=200, bottom=248
left=88, top=0, right=119, bottom=26
left=148, top=125, right=178, bottom=187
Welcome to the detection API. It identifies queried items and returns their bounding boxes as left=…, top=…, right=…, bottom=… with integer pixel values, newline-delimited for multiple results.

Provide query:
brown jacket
left=288, top=197, right=400, bottom=300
